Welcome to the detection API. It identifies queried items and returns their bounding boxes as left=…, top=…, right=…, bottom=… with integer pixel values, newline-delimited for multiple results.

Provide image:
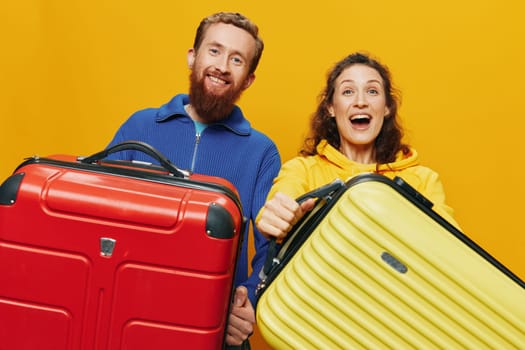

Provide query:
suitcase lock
left=100, top=237, right=117, bottom=257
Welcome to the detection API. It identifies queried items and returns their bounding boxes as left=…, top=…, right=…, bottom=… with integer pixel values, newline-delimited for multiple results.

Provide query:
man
left=106, top=12, right=281, bottom=348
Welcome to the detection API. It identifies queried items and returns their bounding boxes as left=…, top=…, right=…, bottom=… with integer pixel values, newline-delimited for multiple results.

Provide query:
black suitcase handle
left=257, top=178, right=346, bottom=293
left=80, top=141, right=186, bottom=178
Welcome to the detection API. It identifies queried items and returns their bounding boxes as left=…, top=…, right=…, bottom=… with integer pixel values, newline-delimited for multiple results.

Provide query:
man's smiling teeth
left=209, top=75, right=227, bottom=84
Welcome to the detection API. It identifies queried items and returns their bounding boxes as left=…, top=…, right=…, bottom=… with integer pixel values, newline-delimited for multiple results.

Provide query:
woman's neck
left=339, top=143, right=375, bottom=164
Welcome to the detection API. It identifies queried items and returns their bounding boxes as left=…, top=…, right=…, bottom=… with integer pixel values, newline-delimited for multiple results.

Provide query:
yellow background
left=2, top=1, right=524, bottom=348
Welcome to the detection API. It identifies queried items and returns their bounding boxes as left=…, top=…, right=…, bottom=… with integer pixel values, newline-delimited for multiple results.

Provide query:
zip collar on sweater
left=155, top=94, right=251, bottom=136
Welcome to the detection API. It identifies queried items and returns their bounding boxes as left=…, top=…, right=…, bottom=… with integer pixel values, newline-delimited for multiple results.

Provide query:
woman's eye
left=368, top=88, right=380, bottom=95
left=342, top=89, right=354, bottom=95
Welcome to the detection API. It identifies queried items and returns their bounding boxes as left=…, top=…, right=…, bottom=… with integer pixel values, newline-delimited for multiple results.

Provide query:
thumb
left=234, top=286, right=248, bottom=306
left=300, top=198, right=316, bottom=213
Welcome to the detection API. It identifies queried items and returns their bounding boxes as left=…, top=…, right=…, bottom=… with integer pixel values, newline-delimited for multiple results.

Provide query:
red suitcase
left=0, top=141, right=244, bottom=350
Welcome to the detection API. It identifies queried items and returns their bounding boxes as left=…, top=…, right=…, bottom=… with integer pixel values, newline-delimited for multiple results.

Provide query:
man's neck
left=184, top=104, right=208, bottom=124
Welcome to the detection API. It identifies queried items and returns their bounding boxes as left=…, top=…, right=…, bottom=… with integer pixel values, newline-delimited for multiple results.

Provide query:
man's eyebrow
left=206, top=41, right=225, bottom=49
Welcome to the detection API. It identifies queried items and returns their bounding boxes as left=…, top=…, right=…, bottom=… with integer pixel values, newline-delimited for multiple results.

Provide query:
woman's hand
left=256, top=192, right=316, bottom=240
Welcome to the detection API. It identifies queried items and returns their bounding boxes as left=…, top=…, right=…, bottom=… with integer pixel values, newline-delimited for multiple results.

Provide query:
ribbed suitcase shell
left=0, top=147, right=243, bottom=350
left=256, top=173, right=525, bottom=350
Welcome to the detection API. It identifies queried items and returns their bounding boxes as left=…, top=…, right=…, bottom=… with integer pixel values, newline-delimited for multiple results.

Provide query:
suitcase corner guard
left=206, top=202, right=236, bottom=239
left=0, top=172, right=25, bottom=205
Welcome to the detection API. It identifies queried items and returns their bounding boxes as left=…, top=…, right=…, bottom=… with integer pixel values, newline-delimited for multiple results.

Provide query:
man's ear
left=242, top=73, right=256, bottom=90
left=187, top=48, right=195, bottom=69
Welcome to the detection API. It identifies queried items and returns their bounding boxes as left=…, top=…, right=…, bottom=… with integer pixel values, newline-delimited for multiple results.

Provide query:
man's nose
left=214, top=54, right=229, bottom=72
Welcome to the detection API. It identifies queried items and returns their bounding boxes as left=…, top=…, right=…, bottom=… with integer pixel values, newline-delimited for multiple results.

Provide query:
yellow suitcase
left=256, top=173, right=525, bottom=349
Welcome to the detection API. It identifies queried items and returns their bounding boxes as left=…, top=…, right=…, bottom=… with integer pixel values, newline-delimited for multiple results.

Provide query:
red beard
left=188, top=68, right=245, bottom=123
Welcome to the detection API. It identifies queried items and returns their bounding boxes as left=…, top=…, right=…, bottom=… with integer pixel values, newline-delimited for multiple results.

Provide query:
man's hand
left=225, top=286, right=255, bottom=346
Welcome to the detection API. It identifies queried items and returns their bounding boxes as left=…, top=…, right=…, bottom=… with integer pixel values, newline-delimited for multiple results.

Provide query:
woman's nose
left=354, top=91, right=368, bottom=107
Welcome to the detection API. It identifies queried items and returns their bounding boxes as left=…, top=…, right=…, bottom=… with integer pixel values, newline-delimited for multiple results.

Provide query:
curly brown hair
left=193, top=12, right=264, bottom=75
left=301, top=52, right=409, bottom=165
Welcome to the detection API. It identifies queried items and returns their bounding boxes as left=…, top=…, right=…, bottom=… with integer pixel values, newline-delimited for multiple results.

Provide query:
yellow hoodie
left=258, top=140, right=458, bottom=227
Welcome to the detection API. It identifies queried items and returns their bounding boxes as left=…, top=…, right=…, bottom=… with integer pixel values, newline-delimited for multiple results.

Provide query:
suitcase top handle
left=80, top=141, right=186, bottom=178
left=257, top=178, right=346, bottom=296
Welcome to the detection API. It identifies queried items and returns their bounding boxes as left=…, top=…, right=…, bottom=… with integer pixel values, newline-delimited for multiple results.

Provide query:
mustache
left=205, top=68, right=231, bottom=82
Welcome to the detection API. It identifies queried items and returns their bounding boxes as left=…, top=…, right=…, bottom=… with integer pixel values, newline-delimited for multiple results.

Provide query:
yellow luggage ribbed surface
left=256, top=175, right=525, bottom=350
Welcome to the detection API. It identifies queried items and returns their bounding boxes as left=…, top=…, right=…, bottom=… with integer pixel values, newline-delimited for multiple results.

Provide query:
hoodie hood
left=316, top=139, right=419, bottom=174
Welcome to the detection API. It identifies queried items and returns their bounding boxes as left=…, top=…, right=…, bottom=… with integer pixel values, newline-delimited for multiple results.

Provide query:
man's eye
left=231, top=57, right=243, bottom=65
left=209, top=48, right=219, bottom=55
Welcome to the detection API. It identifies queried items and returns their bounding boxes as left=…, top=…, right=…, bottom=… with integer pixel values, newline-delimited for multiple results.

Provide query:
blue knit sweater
left=106, top=94, right=281, bottom=305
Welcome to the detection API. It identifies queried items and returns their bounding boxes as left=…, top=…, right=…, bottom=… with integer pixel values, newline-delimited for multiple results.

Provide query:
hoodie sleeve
left=255, top=157, right=313, bottom=224
left=413, top=167, right=461, bottom=230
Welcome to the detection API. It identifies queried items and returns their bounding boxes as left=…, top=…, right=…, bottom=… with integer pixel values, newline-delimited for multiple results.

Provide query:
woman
left=256, top=52, right=458, bottom=240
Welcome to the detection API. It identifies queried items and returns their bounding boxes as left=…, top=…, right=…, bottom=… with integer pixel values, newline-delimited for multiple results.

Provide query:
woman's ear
left=328, top=105, right=335, bottom=117
left=384, top=106, right=391, bottom=118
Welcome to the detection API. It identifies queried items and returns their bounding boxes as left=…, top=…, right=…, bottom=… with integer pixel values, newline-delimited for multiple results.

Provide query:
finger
left=233, top=286, right=248, bottom=307
left=225, top=331, right=244, bottom=346
left=227, top=309, right=254, bottom=345
left=264, top=197, right=297, bottom=223
left=256, top=218, right=292, bottom=240
left=300, top=197, right=316, bottom=213
left=257, top=207, right=296, bottom=239
left=230, top=292, right=255, bottom=325
left=273, top=192, right=300, bottom=213
left=228, top=312, right=254, bottom=338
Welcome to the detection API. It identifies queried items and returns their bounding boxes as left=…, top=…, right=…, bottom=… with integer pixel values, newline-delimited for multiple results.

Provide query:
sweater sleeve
left=240, top=144, right=282, bottom=305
